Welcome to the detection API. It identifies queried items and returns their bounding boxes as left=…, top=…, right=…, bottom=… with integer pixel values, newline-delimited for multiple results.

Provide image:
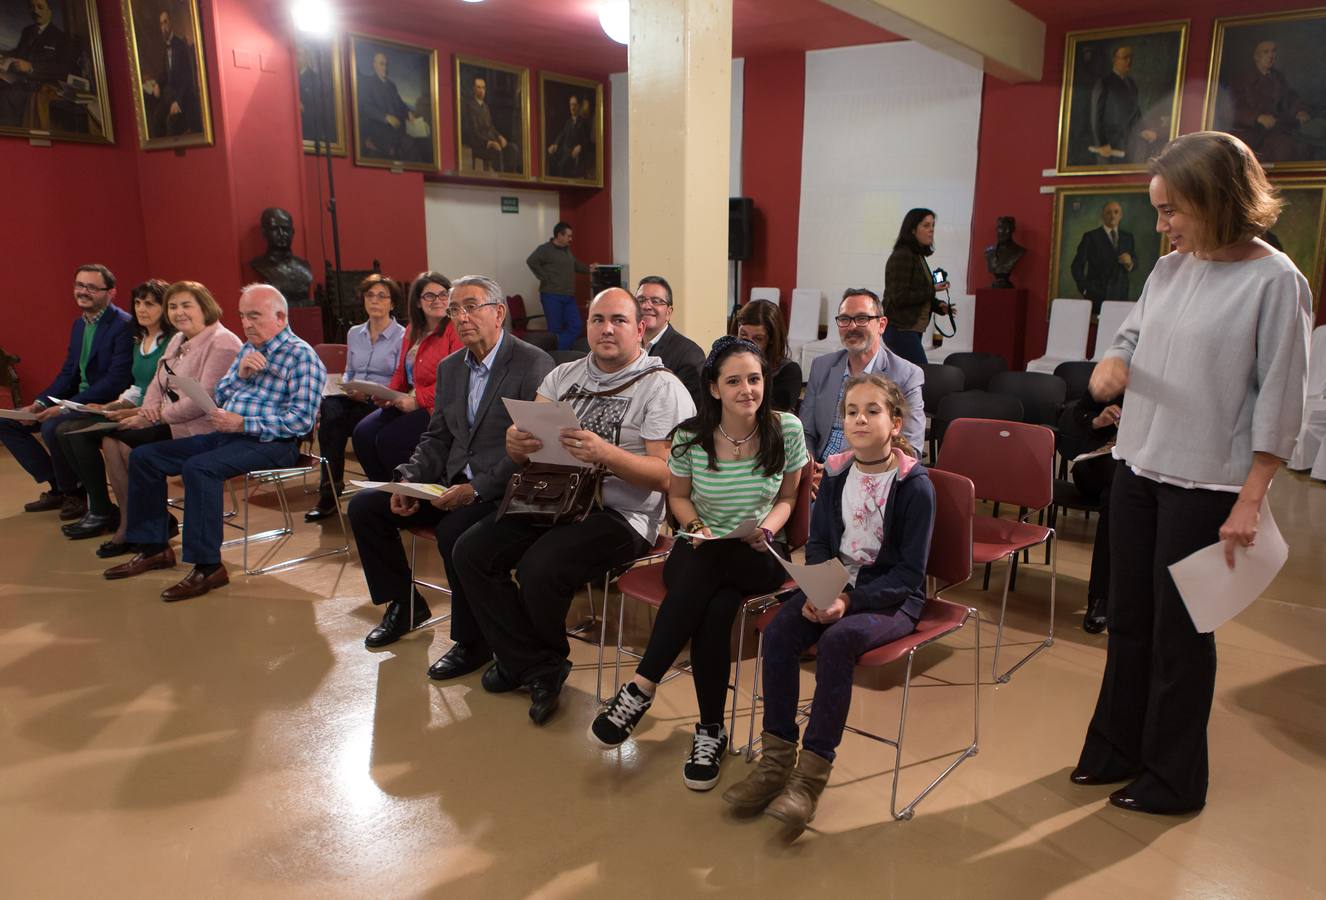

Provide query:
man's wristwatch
left=471, top=485, right=481, bottom=503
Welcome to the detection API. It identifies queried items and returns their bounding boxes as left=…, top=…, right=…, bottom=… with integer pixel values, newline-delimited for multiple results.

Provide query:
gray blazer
left=396, top=334, right=554, bottom=500
left=799, top=343, right=926, bottom=460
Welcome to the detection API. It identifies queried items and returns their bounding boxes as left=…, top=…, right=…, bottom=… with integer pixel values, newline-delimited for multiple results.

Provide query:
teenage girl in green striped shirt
left=589, top=335, right=808, bottom=792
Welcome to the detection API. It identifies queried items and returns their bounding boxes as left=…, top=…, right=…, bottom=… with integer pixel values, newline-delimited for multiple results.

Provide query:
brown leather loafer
left=161, top=565, right=229, bottom=602
left=103, top=547, right=177, bottom=579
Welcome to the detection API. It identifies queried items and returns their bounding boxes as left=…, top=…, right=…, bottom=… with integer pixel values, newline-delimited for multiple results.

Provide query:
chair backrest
left=988, top=370, right=1068, bottom=427
left=1043, top=298, right=1092, bottom=360
left=1053, top=360, right=1096, bottom=402
left=313, top=343, right=348, bottom=374
left=925, top=468, right=975, bottom=589
left=932, top=390, right=1023, bottom=446
left=935, top=417, right=1055, bottom=509
left=552, top=349, right=587, bottom=365
left=787, top=288, right=821, bottom=343
left=921, top=363, right=965, bottom=413
left=786, top=459, right=817, bottom=551
left=524, top=330, right=559, bottom=353
left=943, top=351, right=1007, bottom=391
left=1092, top=301, right=1133, bottom=360
left=507, top=294, right=529, bottom=325
left=750, top=287, right=780, bottom=307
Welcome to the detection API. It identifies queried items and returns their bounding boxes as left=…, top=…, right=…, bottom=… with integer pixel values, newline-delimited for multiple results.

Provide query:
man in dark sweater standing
left=526, top=222, right=591, bottom=350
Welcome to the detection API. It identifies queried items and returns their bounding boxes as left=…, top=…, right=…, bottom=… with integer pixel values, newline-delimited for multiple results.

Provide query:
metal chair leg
left=990, top=535, right=1055, bottom=684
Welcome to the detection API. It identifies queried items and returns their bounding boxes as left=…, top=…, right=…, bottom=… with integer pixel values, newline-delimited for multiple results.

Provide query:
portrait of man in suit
left=349, top=34, right=438, bottom=171
left=538, top=72, right=602, bottom=186
left=122, top=0, right=210, bottom=147
left=1070, top=201, right=1136, bottom=316
left=1088, top=45, right=1160, bottom=164
left=460, top=72, right=522, bottom=174
left=1226, top=40, right=1313, bottom=164
left=294, top=38, right=343, bottom=154
left=144, top=9, right=200, bottom=138
left=546, top=93, right=586, bottom=178
left=0, top=0, right=113, bottom=141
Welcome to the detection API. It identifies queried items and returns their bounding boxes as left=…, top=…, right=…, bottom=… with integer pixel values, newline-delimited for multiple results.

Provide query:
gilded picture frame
left=538, top=71, right=603, bottom=188
left=294, top=32, right=345, bottom=156
left=0, top=0, right=114, bottom=144
left=349, top=33, right=440, bottom=172
left=453, top=54, right=531, bottom=181
left=1267, top=178, right=1326, bottom=313
left=1055, top=21, right=1188, bottom=175
left=121, top=0, right=213, bottom=150
left=1202, top=8, right=1326, bottom=171
left=1048, top=185, right=1165, bottom=317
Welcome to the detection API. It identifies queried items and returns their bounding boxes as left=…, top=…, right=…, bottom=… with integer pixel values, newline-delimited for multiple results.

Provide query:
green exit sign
left=500, top=196, right=519, bottom=213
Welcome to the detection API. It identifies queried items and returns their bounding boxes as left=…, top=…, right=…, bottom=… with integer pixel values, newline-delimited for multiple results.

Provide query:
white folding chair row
left=1025, top=298, right=1091, bottom=373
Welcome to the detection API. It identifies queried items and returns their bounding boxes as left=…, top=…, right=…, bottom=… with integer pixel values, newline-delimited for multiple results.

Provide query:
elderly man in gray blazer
left=347, top=275, right=554, bottom=676
left=800, top=288, right=925, bottom=471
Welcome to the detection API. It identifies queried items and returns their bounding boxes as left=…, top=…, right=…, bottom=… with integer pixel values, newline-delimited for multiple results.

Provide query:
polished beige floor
left=1, top=455, right=1324, bottom=899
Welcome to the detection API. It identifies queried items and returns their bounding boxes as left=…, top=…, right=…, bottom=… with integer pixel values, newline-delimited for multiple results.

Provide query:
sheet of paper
left=349, top=480, right=449, bottom=501
left=323, top=373, right=343, bottom=398
left=171, top=375, right=218, bottom=414
left=676, top=518, right=762, bottom=542
left=766, top=544, right=852, bottom=611
left=0, top=408, right=38, bottom=421
left=67, top=421, right=121, bottom=436
left=1168, top=499, right=1289, bottom=633
left=502, top=398, right=585, bottom=468
left=49, top=396, right=93, bottom=413
left=342, top=380, right=405, bottom=401
left=1072, top=443, right=1115, bottom=465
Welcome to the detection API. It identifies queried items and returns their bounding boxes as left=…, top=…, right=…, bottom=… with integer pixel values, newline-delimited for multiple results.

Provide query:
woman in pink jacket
left=94, top=281, right=242, bottom=558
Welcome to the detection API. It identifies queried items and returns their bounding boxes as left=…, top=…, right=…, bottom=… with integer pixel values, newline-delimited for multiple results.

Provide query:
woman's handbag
left=496, top=367, right=667, bottom=526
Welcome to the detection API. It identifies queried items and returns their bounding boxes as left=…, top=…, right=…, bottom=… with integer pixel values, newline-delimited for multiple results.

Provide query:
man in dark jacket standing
left=0, top=264, right=134, bottom=516
left=525, top=222, right=591, bottom=351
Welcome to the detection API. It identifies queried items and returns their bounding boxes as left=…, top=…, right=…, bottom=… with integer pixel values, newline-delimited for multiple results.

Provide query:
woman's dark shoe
left=63, top=510, right=120, bottom=540
left=1083, top=596, right=1107, bottom=634
left=97, top=540, right=134, bottom=559
left=1108, top=783, right=1204, bottom=816
left=1070, top=765, right=1139, bottom=786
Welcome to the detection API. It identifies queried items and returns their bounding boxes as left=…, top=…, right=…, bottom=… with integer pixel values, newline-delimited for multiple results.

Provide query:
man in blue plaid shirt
left=104, top=284, right=326, bottom=600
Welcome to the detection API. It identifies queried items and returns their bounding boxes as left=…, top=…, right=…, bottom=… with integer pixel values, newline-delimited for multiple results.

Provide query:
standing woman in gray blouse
left=1073, top=132, right=1311, bottom=815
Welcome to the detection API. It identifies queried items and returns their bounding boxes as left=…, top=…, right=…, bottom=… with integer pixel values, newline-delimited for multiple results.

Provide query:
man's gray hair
left=839, top=288, right=882, bottom=317
left=240, top=282, right=288, bottom=314
left=450, top=275, right=504, bottom=306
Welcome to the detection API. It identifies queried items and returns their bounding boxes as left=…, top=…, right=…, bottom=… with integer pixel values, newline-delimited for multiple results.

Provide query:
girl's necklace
left=717, top=423, right=758, bottom=459
left=854, top=453, right=890, bottom=466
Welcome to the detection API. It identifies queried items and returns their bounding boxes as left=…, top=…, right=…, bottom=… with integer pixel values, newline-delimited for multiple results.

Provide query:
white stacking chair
left=926, top=295, right=975, bottom=363
left=749, top=286, right=780, bottom=307
left=1026, top=299, right=1091, bottom=373
left=1289, top=325, right=1326, bottom=478
left=784, top=288, right=824, bottom=375
left=1091, top=301, right=1133, bottom=360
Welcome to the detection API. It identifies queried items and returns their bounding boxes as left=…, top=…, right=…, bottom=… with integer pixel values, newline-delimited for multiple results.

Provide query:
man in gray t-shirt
left=453, top=288, right=695, bottom=726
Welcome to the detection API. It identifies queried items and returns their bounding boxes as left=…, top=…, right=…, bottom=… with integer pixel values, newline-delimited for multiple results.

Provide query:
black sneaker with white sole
left=589, top=682, right=654, bottom=748
left=682, top=722, right=728, bottom=791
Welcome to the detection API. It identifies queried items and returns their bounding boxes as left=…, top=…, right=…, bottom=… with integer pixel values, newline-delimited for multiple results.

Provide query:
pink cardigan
left=141, top=322, right=243, bottom=438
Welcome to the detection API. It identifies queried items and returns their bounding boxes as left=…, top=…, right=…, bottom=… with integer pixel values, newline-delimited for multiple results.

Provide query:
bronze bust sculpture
left=984, top=216, right=1026, bottom=289
left=249, top=207, right=313, bottom=305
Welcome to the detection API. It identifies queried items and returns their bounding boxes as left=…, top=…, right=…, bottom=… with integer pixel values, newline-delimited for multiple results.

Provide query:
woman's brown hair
left=840, top=373, right=915, bottom=459
left=164, top=280, right=223, bottom=326
left=732, top=298, right=791, bottom=368
left=1149, top=131, right=1282, bottom=250
left=357, top=273, right=404, bottom=318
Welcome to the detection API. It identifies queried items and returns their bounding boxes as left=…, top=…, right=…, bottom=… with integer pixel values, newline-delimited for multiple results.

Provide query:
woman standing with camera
left=1074, top=132, right=1310, bottom=815
left=882, top=208, right=951, bottom=368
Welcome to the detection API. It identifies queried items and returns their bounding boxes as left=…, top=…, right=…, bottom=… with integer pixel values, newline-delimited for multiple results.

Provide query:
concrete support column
left=627, top=0, right=732, bottom=347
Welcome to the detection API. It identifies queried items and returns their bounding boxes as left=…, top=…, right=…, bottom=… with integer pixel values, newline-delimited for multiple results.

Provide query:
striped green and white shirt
left=669, top=412, right=809, bottom=537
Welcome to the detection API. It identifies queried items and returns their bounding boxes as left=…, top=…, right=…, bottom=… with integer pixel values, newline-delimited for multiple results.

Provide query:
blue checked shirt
left=215, top=327, right=327, bottom=441
left=461, top=331, right=503, bottom=479
left=821, top=350, right=882, bottom=460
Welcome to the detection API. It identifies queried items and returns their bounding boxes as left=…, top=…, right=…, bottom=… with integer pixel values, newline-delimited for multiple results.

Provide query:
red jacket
left=388, top=322, right=462, bottom=411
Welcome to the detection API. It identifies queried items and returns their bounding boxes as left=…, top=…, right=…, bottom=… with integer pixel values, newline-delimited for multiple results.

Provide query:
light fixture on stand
left=598, top=1, right=629, bottom=45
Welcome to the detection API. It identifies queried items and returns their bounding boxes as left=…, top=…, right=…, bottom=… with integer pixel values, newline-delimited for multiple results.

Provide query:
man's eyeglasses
left=420, top=290, right=449, bottom=303
left=445, top=301, right=500, bottom=319
left=636, top=295, right=672, bottom=308
left=834, top=314, right=882, bottom=327
left=73, top=281, right=108, bottom=294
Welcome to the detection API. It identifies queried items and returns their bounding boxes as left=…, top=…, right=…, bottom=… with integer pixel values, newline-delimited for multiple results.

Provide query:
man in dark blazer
left=0, top=0, right=78, bottom=129
left=461, top=75, right=520, bottom=173
left=0, top=264, right=133, bottom=516
left=636, top=275, right=705, bottom=406
left=148, top=10, right=201, bottom=138
left=358, top=50, right=412, bottom=160
left=1070, top=201, right=1135, bottom=316
left=346, top=275, right=554, bottom=673
left=1089, top=45, right=1158, bottom=164
left=799, top=288, right=924, bottom=469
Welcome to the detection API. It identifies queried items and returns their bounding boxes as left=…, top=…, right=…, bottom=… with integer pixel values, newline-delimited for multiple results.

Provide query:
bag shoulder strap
left=557, top=365, right=671, bottom=403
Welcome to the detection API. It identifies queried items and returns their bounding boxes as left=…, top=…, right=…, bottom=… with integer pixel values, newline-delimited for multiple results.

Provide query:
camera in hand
left=931, top=267, right=948, bottom=286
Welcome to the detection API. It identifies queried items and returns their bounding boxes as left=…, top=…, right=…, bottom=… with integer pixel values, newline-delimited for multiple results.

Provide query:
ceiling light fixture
left=291, top=0, right=333, bottom=36
left=598, top=0, right=628, bottom=45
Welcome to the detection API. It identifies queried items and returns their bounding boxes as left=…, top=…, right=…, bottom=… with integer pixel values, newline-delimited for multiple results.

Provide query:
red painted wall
left=739, top=52, right=807, bottom=321
left=968, top=0, right=1326, bottom=362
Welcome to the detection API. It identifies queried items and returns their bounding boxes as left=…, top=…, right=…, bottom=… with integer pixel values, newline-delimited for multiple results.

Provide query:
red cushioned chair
left=934, top=417, right=1056, bottom=683
left=742, top=467, right=980, bottom=821
left=313, top=343, right=348, bottom=374
left=505, top=295, right=545, bottom=338
left=611, top=460, right=816, bottom=754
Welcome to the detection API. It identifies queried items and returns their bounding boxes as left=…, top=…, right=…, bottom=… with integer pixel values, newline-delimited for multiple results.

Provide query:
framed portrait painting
left=294, top=33, right=345, bottom=156
left=1267, top=179, right=1325, bottom=313
left=453, top=54, right=530, bottom=180
left=0, top=0, right=114, bottom=144
left=349, top=33, right=439, bottom=172
left=1049, top=185, right=1165, bottom=316
left=1203, top=9, right=1326, bottom=170
left=121, top=0, right=213, bottom=149
left=1055, top=21, right=1188, bottom=175
left=539, top=72, right=602, bottom=187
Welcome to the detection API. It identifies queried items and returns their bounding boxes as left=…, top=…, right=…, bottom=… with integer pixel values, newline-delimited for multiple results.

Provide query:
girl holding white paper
left=723, top=374, right=934, bottom=830
left=588, top=336, right=807, bottom=793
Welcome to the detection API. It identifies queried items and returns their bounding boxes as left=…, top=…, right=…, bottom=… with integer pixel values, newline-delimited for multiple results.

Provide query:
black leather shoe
left=63, top=511, right=120, bottom=540
left=1108, top=784, right=1204, bottom=816
left=59, top=494, right=87, bottom=521
left=428, top=641, right=494, bottom=681
left=1070, top=766, right=1138, bottom=786
left=168, top=516, right=180, bottom=540
left=97, top=540, right=133, bottom=559
left=1083, top=596, right=1107, bottom=634
left=528, top=660, right=574, bottom=726
left=304, top=502, right=337, bottom=523
left=24, top=491, right=64, bottom=512
left=364, top=599, right=432, bottom=649
left=481, top=661, right=520, bottom=694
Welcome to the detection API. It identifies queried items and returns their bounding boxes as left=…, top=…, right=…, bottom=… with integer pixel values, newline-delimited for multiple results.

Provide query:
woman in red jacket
left=351, top=271, right=461, bottom=481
